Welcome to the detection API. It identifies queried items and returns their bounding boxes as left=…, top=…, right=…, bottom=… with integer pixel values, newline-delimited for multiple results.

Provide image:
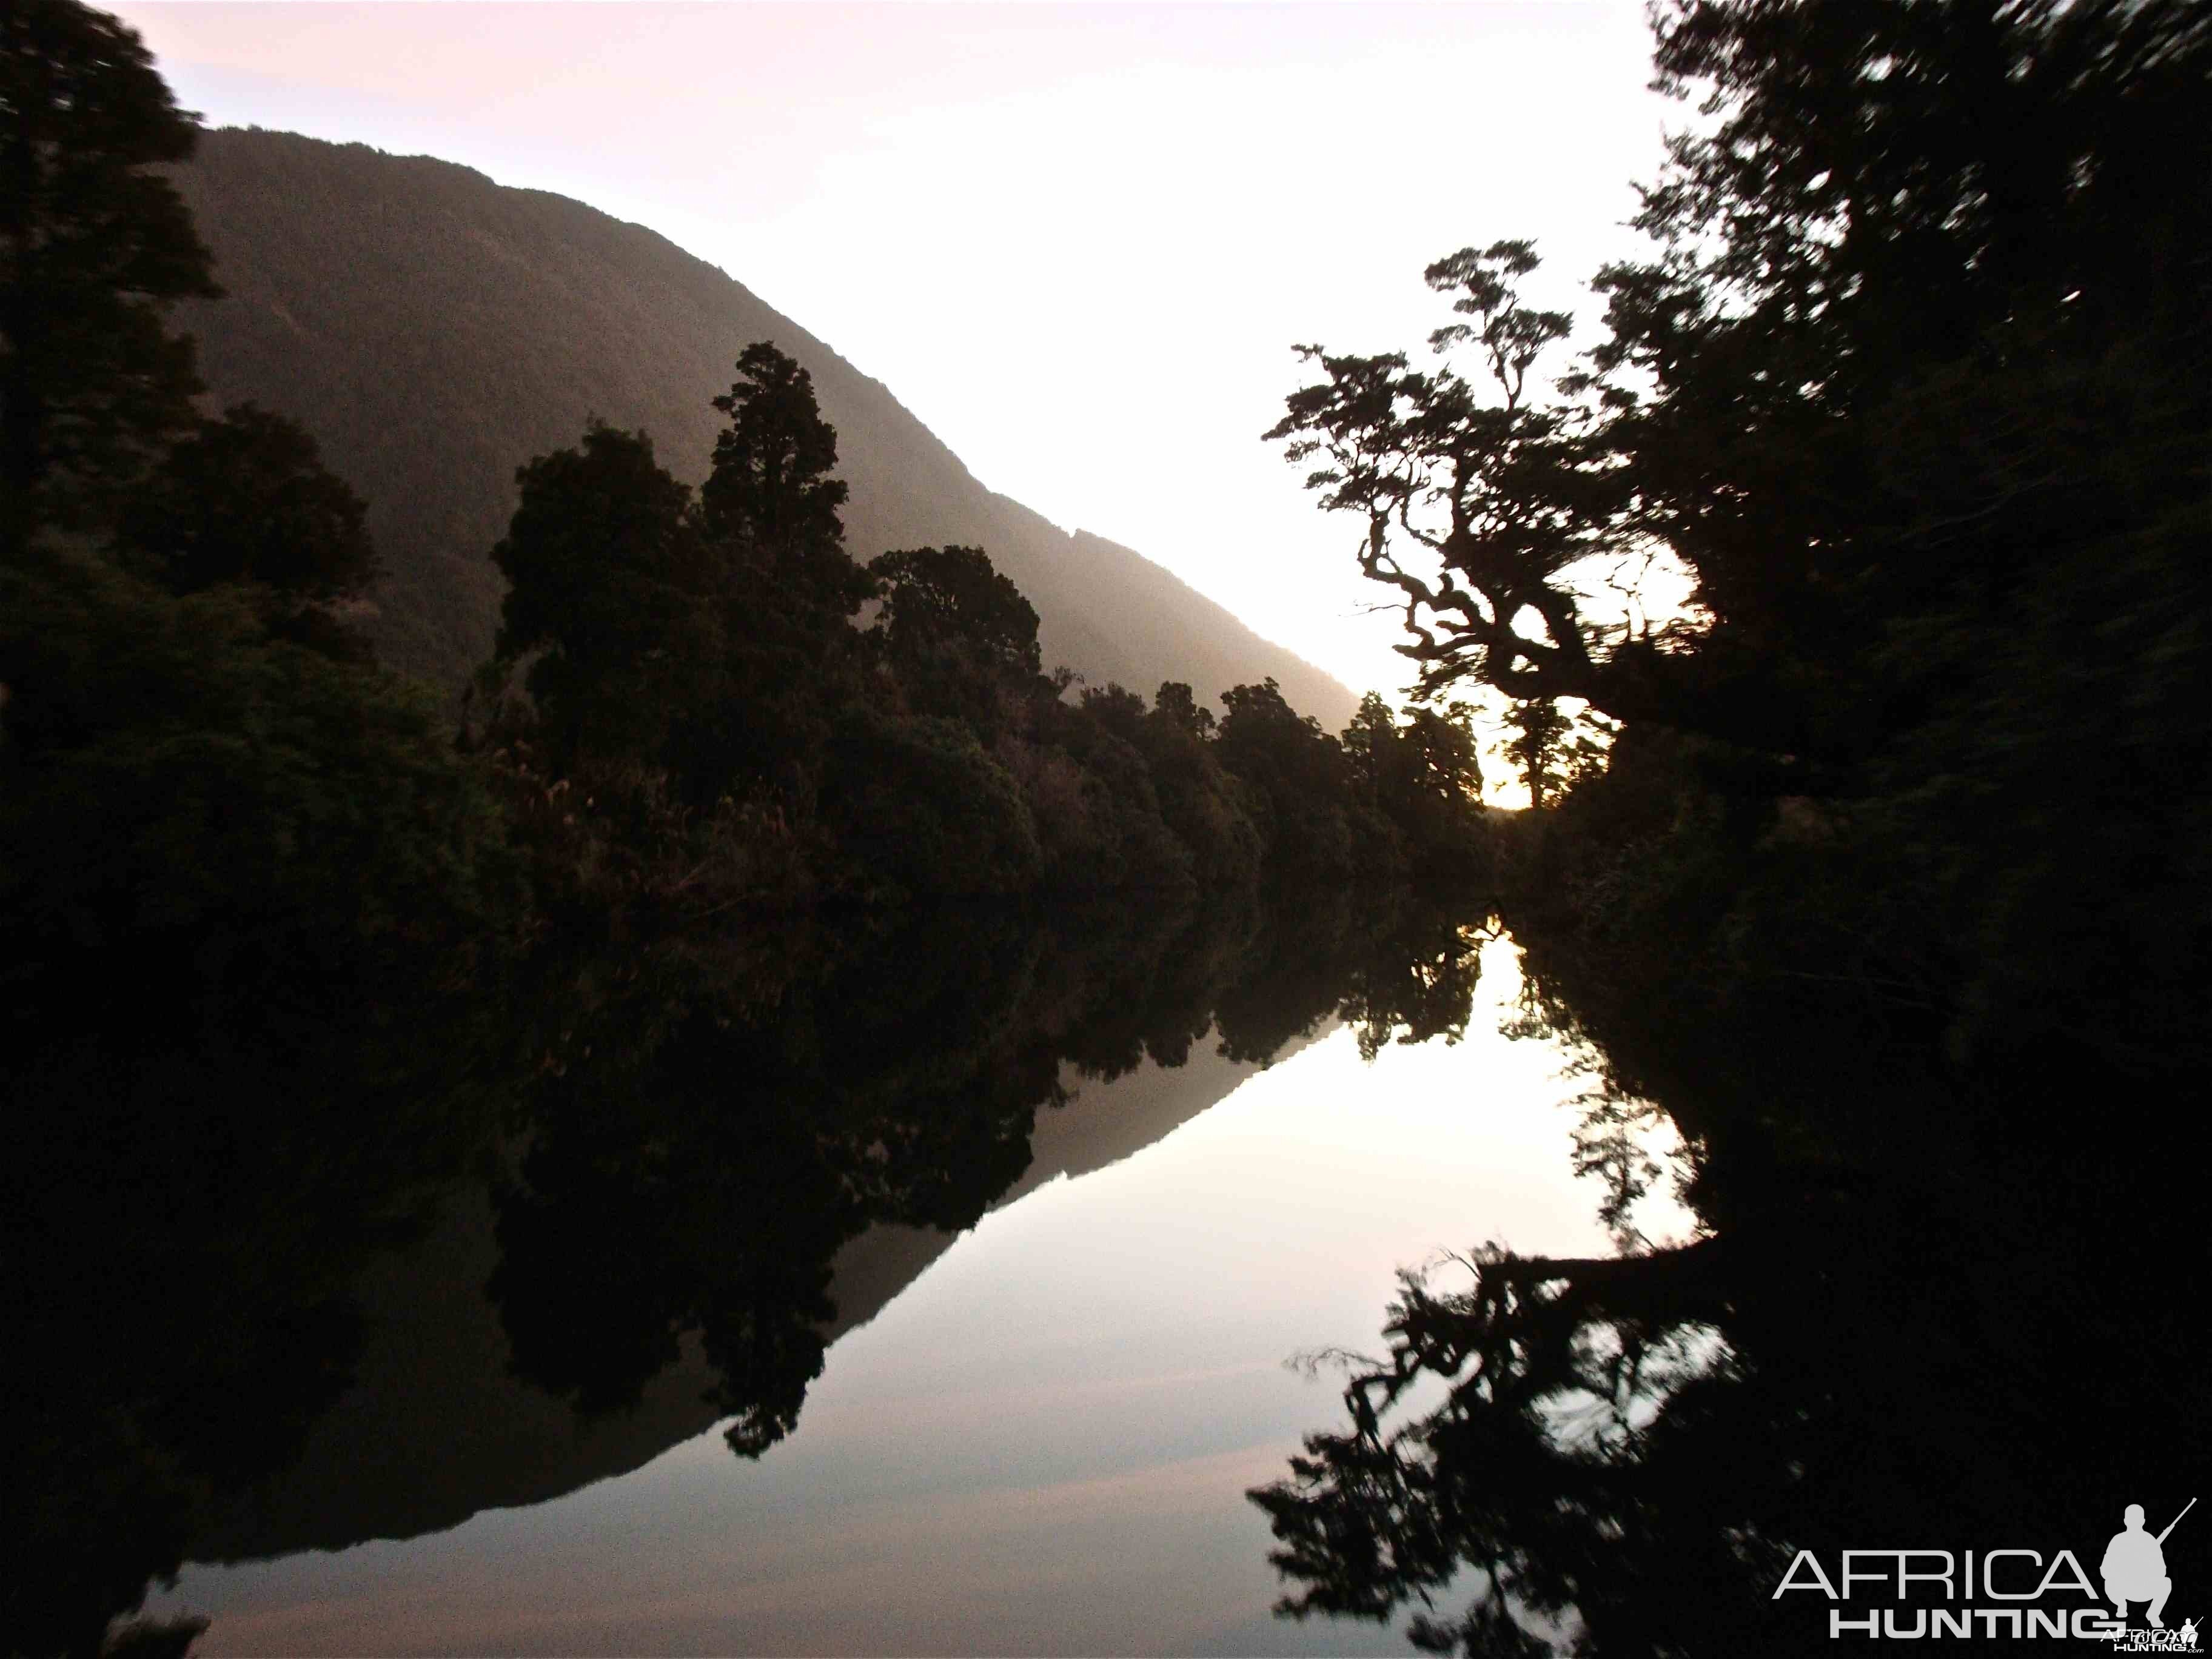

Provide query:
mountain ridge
left=166, top=128, right=1358, bottom=726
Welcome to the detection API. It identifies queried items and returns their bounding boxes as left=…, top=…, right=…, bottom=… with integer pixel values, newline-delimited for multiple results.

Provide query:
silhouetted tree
left=700, top=340, right=871, bottom=658
left=1153, top=680, right=1215, bottom=741
left=819, top=708, right=1042, bottom=897
left=489, top=420, right=710, bottom=771
left=870, top=544, right=1041, bottom=680
left=702, top=342, right=850, bottom=565
left=1273, top=0, right=2208, bottom=1062
left=0, top=0, right=220, bottom=543
left=1272, top=2, right=2211, bottom=771
left=867, top=543, right=1042, bottom=743
left=688, top=343, right=871, bottom=796
left=1078, top=681, right=1148, bottom=743
left=1, top=0, right=515, bottom=1004
left=1341, top=692, right=1396, bottom=809
left=114, top=401, right=378, bottom=657
left=1265, top=243, right=1645, bottom=725
left=1398, top=704, right=1484, bottom=820
left=1217, top=677, right=1357, bottom=875
left=1258, top=5, right=2211, bottom=1649
left=997, top=685, right=1195, bottom=894
left=1133, top=682, right=1261, bottom=890
left=1340, top=694, right=1486, bottom=858
left=1500, top=700, right=1577, bottom=811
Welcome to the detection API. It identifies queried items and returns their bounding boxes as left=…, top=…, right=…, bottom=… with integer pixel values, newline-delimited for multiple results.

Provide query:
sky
left=111, top=0, right=1680, bottom=703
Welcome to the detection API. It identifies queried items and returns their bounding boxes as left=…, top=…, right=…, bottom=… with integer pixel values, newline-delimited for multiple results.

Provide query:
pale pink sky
left=113, top=1, right=1675, bottom=700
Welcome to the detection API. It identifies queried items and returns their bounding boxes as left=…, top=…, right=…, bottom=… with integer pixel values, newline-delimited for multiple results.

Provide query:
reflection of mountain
left=19, top=883, right=1481, bottom=1648
left=194, top=1022, right=1330, bottom=1564
left=1020, top=1036, right=1323, bottom=1207
left=167, top=129, right=1355, bottom=725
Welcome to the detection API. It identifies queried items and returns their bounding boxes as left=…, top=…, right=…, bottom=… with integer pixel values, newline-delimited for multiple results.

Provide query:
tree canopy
left=479, top=358, right=1490, bottom=905
left=489, top=420, right=711, bottom=769
left=869, top=543, right=1043, bottom=682
left=701, top=340, right=866, bottom=612
left=0, top=0, right=220, bottom=541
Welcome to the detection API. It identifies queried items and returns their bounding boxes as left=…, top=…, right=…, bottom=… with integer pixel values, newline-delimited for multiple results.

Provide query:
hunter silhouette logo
left=2103, top=1500, right=2190, bottom=1627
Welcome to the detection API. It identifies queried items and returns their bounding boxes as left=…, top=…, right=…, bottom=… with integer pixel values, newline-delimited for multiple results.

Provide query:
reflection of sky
left=152, top=943, right=1689, bottom=1655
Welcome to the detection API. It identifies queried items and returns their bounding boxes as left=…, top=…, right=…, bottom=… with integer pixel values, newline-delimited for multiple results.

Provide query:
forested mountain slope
left=167, top=128, right=1353, bottom=723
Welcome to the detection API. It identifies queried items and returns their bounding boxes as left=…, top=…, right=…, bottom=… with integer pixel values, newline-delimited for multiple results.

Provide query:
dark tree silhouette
left=118, top=404, right=372, bottom=597
left=683, top=343, right=873, bottom=797
left=869, top=543, right=1043, bottom=682
left=489, top=420, right=709, bottom=771
left=1342, top=693, right=1486, bottom=848
left=114, top=402, right=378, bottom=657
left=865, top=543, right=1043, bottom=746
left=1153, top=681, right=1215, bottom=741
left=1264, top=244, right=1635, bottom=721
left=0, top=0, right=220, bottom=541
left=1397, top=705, right=1483, bottom=817
left=701, top=340, right=866, bottom=618
left=1498, top=700, right=1606, bottom=812
left=1216, top=677, right=1358, bottom=874
left=1502, top=700, right=1567, bottom=811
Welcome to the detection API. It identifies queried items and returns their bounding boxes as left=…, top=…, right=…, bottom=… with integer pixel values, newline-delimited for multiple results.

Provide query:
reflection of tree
left=1254, top=1235, right=1767, bottom=1657
left=1212, top=890, right=1361, bottom=1066
left=13, top=865, right=1500, bottom=1649
left=1341, top=912, right=1493, bottom=1061
left=488, top=912, right=1046, bottom=1452
left=491, top=1062, right=853, bottom=1452
left=500, top=884, right=1520, bottom=1455
left=1255, top=914, right=2207, bottom=1656
left=6, top=935, right=515, bottom=1658
left=491, top=885, right=1504, bottom=1461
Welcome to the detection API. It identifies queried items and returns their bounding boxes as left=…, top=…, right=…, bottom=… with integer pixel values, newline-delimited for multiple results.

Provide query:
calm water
left=141, top=940, right=1681, bottom=1656
left=30, top=882, right=2198, bottom=1657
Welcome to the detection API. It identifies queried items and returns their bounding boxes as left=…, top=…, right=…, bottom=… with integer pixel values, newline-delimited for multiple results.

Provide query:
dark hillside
left=167, top=128, right=1355, bottom=721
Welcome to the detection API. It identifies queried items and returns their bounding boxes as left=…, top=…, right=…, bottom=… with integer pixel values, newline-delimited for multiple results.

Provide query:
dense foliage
left=468, top=356, right=1489, bottom=910
left=2, top=0, right=519, bottom=1025
left=0, top=0, right=219, bottom=543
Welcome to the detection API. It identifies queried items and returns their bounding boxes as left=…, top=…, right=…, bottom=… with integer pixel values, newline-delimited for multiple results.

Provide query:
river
left=140, top=934, right=1682, bottom=1655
